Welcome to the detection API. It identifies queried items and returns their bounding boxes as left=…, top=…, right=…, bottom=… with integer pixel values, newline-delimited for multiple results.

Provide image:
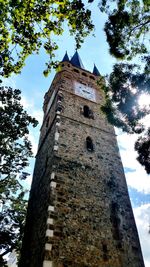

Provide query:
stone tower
left=19, top=52, right=145, bottom=267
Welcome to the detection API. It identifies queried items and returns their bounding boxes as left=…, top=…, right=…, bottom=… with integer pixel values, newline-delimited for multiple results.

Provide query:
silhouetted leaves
left=99, top=0, right=150, bottom=173
left=135, top=129, right=150, bottom=174
left=99, top=0, right=149, bottom=62
left=0, top=87, right=38, bottom=262
left=101, top=63, right=149, bottom=130
left=0, top=0, right=94, bottom=78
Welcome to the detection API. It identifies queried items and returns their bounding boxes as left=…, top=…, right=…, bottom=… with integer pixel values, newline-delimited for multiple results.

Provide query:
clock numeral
left=82, top=90, right=90, bottom=94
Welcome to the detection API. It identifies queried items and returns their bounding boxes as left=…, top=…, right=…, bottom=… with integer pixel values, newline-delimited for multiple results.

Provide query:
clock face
left=74, top=82, right=96, bottom=102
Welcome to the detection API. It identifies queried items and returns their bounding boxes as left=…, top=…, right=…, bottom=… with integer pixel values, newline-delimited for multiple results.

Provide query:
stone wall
left=43, top=156, right=143, bottom=267
left=19, top=62, right=144, bottom=267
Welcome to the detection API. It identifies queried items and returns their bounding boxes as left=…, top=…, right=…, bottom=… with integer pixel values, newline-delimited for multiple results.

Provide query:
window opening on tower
left=90, top=75, right=95, bottom=80
left=102, top=243, right=108, bottom=261
left=86, top=137, right=94, bottom=152
left=73, top=68, right=80, bottom=73
left=82, top=72, right=87, bottom=77
left=83, top=105, right=94, bottom=119
left=83, top=105, right=90, bottom=118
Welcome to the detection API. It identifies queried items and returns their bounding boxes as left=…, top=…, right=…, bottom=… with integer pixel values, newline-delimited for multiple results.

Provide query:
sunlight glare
left=138, top=93, right=150, bottom=108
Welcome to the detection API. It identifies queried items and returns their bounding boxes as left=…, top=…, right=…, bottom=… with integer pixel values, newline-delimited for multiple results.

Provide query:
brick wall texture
left=19, top=62, right=145, bottom=267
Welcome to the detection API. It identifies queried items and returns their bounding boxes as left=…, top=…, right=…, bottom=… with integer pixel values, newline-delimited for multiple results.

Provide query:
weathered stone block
left=19, top=61, right=144, bottom=267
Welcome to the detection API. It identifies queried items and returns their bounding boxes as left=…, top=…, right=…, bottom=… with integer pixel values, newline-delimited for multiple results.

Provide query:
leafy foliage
left=100, top=63, right=150, bottom=173
left=101, top=63, right=150, bottom=133
left=99, top=0, right=150, bottom=62
left=0, top=193, right=27, bottom=265
left=98, top=0, right=150, bottom=173
left=0, top=0, right=94, bottom=78
left=0, top=87, right=38, bottom=264
left=135, top=128, right=150, bottom=174
left=0, top=87, right=38, bottom=175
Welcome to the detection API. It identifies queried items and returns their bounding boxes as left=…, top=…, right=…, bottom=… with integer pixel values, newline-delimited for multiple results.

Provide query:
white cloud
left=138, top=93, right=150, bottom=109
left=117, top=129, right=150, bottom=265
left=20, top=174, right=33, bottom=192
left=20, top=95, right=43, bottom=126
left=21, top=95, right=34, bottom=109
left=25, top=174, right=33, bottom=187
left=126, top=167, right=150, bottom=194
left=145, top=260, right=150, bottom=267
left=32, top=109, right=43, bottom=125
left=20, top=95, right=43, bottom=153
left=140, top=114, right=150, bottom=128
left=133, top=204, right=150, bottom=267
left=116, top=130, right=150, bottom=194
left=28, top=131, right=39, bottom=156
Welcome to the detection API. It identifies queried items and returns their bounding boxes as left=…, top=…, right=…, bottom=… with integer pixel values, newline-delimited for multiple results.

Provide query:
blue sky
left=4, top=0, right=150, bottom=265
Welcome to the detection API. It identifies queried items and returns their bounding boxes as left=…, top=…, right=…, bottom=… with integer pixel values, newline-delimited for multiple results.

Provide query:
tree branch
left=130, top=19, right=150, bottom=34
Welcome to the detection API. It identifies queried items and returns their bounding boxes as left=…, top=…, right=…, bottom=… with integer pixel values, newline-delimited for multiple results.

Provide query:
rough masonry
left=19, top=53, right=145, bottom=267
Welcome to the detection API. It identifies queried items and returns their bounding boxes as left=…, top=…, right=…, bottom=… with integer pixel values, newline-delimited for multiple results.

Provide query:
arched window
left=83, top=105, right=90, bottom=118
left=83, top=105, right=94, bottom=119
left=82, top=72, right=87, bottom=77
left=86, top=137, right=94, bottom=152
left=102, top=243, right=108, bottom=261
left=90, top=75, right=95, bottom=80
left=73, top=69, right=80, bottom=73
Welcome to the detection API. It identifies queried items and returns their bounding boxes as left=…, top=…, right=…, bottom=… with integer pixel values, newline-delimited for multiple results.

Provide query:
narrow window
left=102, top=243, right=108, bottom=261
left=63, top=261, right=72, bottom=267
left=86, top=137, right=94, bottom=152
left=82, top=72, right=87, bottom=77
left=90, top=75, right=95, bottom=80
left=83, top=105, right=94, bottom=119
left=73, top=69, right=79, bottom=73
left=83, top=105, right=90, bottom=118
left=46, top=117, right=49, bottom=128
left=102, top=244, right=108, bottom=254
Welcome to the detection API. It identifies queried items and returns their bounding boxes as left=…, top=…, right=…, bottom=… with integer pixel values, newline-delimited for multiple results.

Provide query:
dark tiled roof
left=70, top=51, right=85, bottom=69
left=62, top=52, right=70, bottom=62
left=93, top=64, right=100, bottom=76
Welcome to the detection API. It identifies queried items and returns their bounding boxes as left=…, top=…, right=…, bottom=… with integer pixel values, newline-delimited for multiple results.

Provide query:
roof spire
left=70, top=51, right=84, bottom=69
left=62, top=51, right=69, bottom=62
left=93, top=64, right=100, bottom=76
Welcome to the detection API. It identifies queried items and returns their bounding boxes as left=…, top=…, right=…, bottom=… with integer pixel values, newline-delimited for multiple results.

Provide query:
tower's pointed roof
left=70, top=51, right=84, bottom=69
left=93, top=64, right=100, bottom=76
left=62, top=51, right=70, bottom=62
